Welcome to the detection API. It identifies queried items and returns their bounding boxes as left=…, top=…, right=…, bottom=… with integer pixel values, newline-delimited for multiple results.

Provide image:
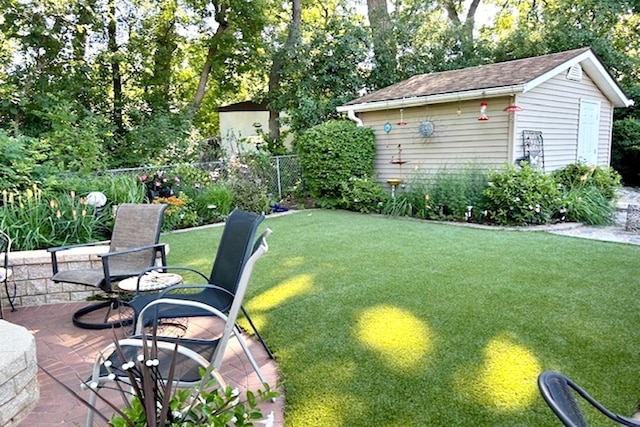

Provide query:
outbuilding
left=337, top=47, right=634, bottom=186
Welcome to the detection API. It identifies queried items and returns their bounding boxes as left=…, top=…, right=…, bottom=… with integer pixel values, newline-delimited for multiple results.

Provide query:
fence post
left=276, top=156, right=283, bottom=199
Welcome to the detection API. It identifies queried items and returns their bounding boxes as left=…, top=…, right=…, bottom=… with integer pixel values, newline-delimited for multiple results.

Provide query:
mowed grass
left=162, top=210, right=640, bottom=426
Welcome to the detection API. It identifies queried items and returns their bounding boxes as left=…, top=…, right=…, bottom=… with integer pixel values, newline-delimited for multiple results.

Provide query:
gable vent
left=567, top=64, right=583, bottom=81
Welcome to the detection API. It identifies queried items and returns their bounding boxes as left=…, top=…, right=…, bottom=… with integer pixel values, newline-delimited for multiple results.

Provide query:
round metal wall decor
left=419, top=120, right=435, bottom=137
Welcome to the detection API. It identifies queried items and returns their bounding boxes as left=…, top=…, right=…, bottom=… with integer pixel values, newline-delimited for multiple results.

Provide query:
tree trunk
left=267, top=0, right=302, bottom=141
left=108, top=0, right=123, bottom=134
left=367, top=0, right=397, bottom=89
left=149, top=0, right=178, bottom=112
left=190, top=4, right=228, bottom=114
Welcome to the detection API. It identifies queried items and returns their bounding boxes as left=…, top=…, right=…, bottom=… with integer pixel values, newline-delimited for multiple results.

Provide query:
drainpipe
left=346, top=109, right=363, bottom=127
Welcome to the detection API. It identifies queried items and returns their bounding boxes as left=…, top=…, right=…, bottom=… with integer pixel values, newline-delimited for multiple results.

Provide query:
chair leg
left=4, top=279, right=16, bottom=312
left=73, top=299, right=133, bottom=330
left=232, top=326, right=268, bottom=384
left=241, top=306, right=274, bottom=359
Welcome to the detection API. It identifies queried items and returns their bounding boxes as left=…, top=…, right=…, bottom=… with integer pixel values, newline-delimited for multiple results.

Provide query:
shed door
left=577, top=100, right=600, bottom=164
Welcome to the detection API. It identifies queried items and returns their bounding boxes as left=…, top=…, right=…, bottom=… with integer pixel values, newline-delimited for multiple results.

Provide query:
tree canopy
left=0, top=0, right=637, bottom=170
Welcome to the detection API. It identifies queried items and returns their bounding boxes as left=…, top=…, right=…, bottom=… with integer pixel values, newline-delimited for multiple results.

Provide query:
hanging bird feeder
left=478, top=101, right=489, bottom=121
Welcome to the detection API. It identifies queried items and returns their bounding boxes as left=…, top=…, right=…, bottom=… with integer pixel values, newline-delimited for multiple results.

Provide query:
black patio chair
left=48, top=203, right=168, bottom=329
left=127, top=208, right=273, bottom=358
left=0, top=230, right=16, bottom=318
left=84, top=228, right=272, bottom=427
left=538, top=371, right=640, bottom=426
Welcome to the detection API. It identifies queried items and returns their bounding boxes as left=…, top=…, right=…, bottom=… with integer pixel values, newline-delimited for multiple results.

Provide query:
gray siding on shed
left=360, top=99, right=511, bottom=186
left=514, top=71, right=613, bottom=171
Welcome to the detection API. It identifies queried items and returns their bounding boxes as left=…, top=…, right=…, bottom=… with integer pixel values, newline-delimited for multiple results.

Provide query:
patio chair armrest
left=158, top=283, right=235, bottom=299
left=99, top=243, right=168, bottom=289
left=135, top=296, right=229, bottom=333
left=98, top=242, right=167, bottom=260
left=48, top=240, right=111, bottom=274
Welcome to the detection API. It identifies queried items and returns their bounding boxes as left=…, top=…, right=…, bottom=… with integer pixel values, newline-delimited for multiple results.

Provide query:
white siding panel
left=514, top=71, right=613, bottom=171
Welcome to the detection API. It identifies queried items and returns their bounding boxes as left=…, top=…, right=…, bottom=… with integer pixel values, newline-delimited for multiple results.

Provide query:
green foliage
left=559, top=186, right=616, bottom=225
left=0, top=186, right=107, bottom=251
left=339, top=177, right=388, bottom=214
left=484, top=163, right=562, bottom=225
left=381, top=194, right=414, bottom=217
left=423, top=167, right=489, bottom=221
left=153, top=193, right=199, bottom=231
left=0, top=131, right=45, bottom=191
left=191, top=183, right=234, bottom=224
left=296, top=120, right=376, bottom=208
left=612, top=117, right=640, bottom=186
left=382, top=167, right=489, bottom=221
left=37, top=100, right=108, bottom=173
left=552, top=162, right=622, bottom=200
left=228, top=154, right=271, bottom=213
left=273, top=12, right=369, bottom=134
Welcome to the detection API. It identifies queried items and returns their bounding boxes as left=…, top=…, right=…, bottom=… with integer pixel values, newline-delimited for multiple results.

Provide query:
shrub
left=0, top=131, right=45, bottom=192
left=153, top=193, right=199, bottom=231
left=423, top=166, right=489, bottom=221
left=191, top=183, right=234, bottom=224
left=296, top=120, right=376, bottom=208
left=612, top=117, right=640, bottom=186
left=228, top=154, right=271, bottom=213
left=484, top=163, right=561, bottom=225
left=552, top=162, right=622, bottom=200
left=559, top=186, right=616, bottom=225
left=339, top=176, right=388, bottom=213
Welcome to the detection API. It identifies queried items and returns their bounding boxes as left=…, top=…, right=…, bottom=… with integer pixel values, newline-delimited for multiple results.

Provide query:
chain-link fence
left=104, top=156, right=301, bottom=200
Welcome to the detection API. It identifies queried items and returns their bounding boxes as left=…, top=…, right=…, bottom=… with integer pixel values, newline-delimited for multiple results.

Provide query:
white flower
left=231, top=388, right=240, bottom=397
left=137, top=354, right=145, bottom=362
left=258, top=411, right=275, bottom=427
left=104, top=360, right=112, bottom=368
left=107, top=373, right=116, bottom=381
left=514, top=197, right=520, bottom=202
left=89, top=381, right=99, bottom=390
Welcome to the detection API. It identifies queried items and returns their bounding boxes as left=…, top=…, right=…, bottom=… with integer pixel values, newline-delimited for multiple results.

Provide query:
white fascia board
left=337, top=85, right=525, bottom=113
left=522, top=50, right=633, bottom=108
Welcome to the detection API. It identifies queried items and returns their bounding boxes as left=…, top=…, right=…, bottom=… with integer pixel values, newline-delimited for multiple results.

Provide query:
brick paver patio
left=4, top=302, right=282, bottom=426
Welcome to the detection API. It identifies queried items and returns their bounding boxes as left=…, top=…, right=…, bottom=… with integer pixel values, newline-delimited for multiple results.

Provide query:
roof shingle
left=346, top=47, right=592, bottom=106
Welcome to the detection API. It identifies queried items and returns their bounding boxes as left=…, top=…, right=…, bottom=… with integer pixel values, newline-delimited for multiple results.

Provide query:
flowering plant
left=139, top=170, right=180, bottom=192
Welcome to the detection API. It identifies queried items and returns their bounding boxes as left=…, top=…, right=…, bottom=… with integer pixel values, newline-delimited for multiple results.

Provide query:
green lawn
left=162, top=210, right=640, bottom=426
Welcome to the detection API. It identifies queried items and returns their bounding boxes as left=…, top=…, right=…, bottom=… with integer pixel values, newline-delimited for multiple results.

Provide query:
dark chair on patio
left=0, top=230, right=16, bottom=318
left=538, top=371, right=640, bottom=426
left=48, top=203, right=168, bottom=329
left=84, top=228, right=272, bottom=427
left=127, top=208, right=273, bottom=358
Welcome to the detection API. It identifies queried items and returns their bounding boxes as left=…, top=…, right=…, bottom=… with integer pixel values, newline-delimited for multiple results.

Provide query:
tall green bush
left=484, top=163, right=561, bottom=225
left=552, top=162, right=622, bottom=200
left=612, top=117, right=640, bottom=186
left=0, top=131, right=45, bottom=191
left=296, top=120, right=376, bottom=208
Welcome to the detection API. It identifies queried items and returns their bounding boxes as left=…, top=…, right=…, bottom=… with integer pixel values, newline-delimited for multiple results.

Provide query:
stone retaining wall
left=0, top=320, right=39, bottom=426
left=1, top=245, right=168, bottom=309
left=1, top=246, right=110, bottom=308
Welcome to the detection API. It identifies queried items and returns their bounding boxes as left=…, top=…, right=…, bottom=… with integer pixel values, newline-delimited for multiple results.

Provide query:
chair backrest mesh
left=539, top=371, right=591, bottom=427
left=207, top=209, right=264, bottom=294
left=108, top=204, right=167, bottom=269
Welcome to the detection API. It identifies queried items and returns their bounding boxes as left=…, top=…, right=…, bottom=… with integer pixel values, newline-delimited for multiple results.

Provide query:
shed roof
left=338, top=47, right=633, bottom=113
left=218, top=101, right=268, bottom=112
